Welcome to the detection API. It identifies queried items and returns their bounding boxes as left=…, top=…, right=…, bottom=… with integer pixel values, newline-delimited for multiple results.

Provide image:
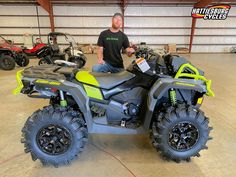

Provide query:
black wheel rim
left=19, top=58, right=25, bottom=66
left=168, top=121, right=199, bottom=151
left=37, top=124, right=72, bottom=155
left=21, top=57, right=26, bottom=66
left=3, top=58, right=12, bottom=67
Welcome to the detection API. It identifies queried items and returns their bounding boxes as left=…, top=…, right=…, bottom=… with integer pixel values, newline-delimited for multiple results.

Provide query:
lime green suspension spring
left=169, top=89, right=177, bottom=106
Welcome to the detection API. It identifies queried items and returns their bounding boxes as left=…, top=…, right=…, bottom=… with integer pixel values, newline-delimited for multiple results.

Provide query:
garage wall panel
left=53, top=6, right=121, bottom=16
left=197, top=18, right=236, bottom=28
left=0, top=28, right=50, bottom=36
left=0, top=5, right=41, bottom=15
left=55, top=17, right=111, bottom=27
left=125, top=6, right=192, bottom=16
left=125, top=17, right=192, bottom=27
left=195, top=29, right=236, bottom=35
left=1, top=35, right=47, bottom=44
left=125, top=29, right=191, bottom=35
left=129, top=36, right=189, bottom=44
left=0, top=4, right=235, bottom=52
left=193, top=36, right=236, bottom=44
left=0, top=17, right=38, bottom=27
left=125, top=6, right=236, bottom=52
left=0, top=4, right=50, bottom=45
left=192, top=46, right=232, bottom=52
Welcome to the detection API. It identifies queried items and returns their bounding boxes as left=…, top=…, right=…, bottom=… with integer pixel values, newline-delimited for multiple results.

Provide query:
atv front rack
left=174, top=63, right=215, bottom=97
left=12, top=69, right=24, bottom=95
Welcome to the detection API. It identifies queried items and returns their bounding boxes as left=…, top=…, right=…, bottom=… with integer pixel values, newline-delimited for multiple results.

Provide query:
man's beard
left=112, top=23, right=120, bottom=30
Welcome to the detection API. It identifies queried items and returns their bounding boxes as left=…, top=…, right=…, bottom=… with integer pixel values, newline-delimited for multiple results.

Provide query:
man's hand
left=98, top=58, right=105, bottom=64
left=126, top=47, right=135, bottom=57
left=97, top=46, right=105, bottom=64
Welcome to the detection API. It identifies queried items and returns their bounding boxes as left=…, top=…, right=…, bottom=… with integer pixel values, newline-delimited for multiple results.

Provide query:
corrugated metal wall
left=0, top=4, right=236, bottom=52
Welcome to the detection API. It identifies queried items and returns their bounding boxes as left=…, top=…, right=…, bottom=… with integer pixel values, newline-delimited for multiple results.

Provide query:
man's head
left=112, top=13, right=123, bottom=30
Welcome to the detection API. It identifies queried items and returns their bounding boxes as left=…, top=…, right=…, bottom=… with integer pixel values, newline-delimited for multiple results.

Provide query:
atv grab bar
left=174, top=63, right=215, bottom=97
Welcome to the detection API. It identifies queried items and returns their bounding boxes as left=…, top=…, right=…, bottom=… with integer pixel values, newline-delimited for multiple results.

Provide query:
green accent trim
left=12, top=69, right=24, bottom=95
left=60, top=100, right=67, bottom=107
left=174, top=63, right=215, bottom=97
left=35, top=79, right=61, bottom=85
left=35, top=79, right=48, bottom=84
left=83, top=84, right=103, bottom=100
left=175, top=82, right=195, bottom=87
left=169, top=89, right=177, bottom=106
left=75, top=71, right=100, bottom=87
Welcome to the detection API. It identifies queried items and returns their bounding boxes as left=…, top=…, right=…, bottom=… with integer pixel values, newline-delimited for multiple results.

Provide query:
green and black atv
left=13, top=47, right=214, bottom=166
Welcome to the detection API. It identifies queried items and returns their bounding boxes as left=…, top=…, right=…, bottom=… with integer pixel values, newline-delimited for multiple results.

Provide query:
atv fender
left=153, top=81, right=204, bottom=100
left=143, top=78, right=206, bottom=131
left=0, top=48, right=14, bottom=56
left=33, top=80, right=94, bottom=130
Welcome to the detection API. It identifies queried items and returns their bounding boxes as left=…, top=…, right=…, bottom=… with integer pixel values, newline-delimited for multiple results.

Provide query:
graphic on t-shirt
left=106, top=37, right=119, bottom=41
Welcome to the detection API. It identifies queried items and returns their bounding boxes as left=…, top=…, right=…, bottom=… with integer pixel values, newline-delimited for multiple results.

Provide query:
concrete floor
left=0, top=53, right=236, bottom=177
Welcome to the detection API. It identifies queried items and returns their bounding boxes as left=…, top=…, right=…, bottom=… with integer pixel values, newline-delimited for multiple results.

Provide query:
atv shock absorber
left=169, top=88, right=177, bottom=106
left=59, top=90, right=67, bottom=107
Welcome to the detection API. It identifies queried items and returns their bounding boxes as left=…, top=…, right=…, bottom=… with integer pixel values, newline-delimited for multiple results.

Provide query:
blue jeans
left=92, top=63, right=124, bottom=73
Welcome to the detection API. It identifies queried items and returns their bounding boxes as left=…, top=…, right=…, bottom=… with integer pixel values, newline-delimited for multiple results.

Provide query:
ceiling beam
left=194, top=0, right=214, bottom=8
left=37, top=0, right=55, bottom=32
left=120, top=0, right=127, bottom=32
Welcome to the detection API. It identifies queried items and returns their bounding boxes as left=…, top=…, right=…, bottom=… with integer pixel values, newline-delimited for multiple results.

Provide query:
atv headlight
left=197, top=97, right=203, bottom=105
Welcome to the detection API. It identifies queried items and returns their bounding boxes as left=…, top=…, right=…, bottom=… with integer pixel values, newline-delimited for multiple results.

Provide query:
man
left=92, top=13, right=135, bottom=73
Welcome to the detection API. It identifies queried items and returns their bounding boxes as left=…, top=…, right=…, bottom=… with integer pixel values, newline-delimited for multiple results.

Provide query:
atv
left=37, top=32, right=86, bottom=68
left=0, top=35, right=29, bottom=70
left=13, top=46, right=214, bottom=166
left=22, top=36, right=46, bottom=57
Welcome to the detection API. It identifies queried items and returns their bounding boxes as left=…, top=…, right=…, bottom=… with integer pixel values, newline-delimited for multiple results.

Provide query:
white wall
left=0, top=4, right=50, bottom=45
left=125, top=6, right=236, bottom=52
left=0, top=4, right=235, bottom=52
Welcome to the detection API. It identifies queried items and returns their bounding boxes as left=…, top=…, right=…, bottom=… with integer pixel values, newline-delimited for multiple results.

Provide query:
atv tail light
left=51, top=88, right=58, bottom=92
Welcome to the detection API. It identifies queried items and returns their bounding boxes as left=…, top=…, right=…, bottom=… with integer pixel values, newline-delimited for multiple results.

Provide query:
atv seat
left=50, top=44, right=60, bottom=54
left=75, top=70, right=135, bottom=89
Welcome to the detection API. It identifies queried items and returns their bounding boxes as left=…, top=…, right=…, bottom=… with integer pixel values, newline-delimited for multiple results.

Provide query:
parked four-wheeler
left=13, top=46, right=214, bottom=167
left=0, top=48, right=15, bottom=70
left=37, top=32, right=86, bottom=68
left=0, top=35, right=29, bottom=70
left=22, top=35, right=46, bottom=57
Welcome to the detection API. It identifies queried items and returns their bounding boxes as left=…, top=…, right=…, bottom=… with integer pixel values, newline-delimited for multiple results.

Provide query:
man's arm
left=123, top=34, right=135, bottom=57
left=97, top=46, right=105, bottom=64
left=125, top=47, right=135, bottom=57
left=97, top=31, right=105, bottom=64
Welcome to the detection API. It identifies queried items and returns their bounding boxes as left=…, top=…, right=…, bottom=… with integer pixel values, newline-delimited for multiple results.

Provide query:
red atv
left=22, top=36, right=46, bottom=57
left=0, top=35, right=29, bottom=70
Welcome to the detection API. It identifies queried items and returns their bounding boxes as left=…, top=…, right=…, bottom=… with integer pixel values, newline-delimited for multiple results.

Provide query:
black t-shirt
left=97, top=29, right=130, bottom=68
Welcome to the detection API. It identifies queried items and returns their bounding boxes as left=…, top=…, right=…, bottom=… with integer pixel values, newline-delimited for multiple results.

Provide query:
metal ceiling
left=0, top=0, right=236, bottom=5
